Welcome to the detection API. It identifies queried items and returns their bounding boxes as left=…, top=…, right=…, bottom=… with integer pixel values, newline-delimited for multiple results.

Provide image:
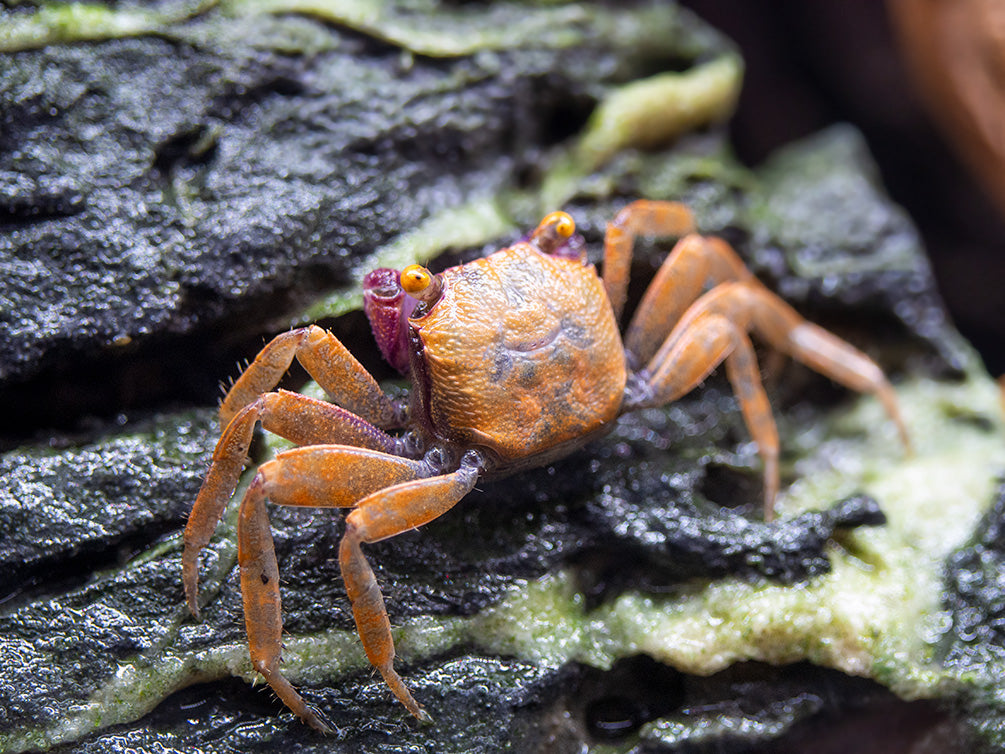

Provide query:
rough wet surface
left=0, top=0, right=710, bottom=435
left=2, top=2, right=1005, bottom=753
left=940, top=481, right=1005, bottom=751
left=0, top=410, right=216, bottom=605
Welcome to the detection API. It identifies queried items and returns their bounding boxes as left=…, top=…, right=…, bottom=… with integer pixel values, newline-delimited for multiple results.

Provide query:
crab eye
left=529, top=210, right=582, bottom=258
left=401, top=264, right=431, bottom=294
left=542, top=211, right=575, bottom=238
left=400, top=264, right=443, bottom=304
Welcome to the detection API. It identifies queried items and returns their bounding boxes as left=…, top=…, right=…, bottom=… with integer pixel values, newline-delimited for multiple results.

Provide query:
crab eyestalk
left=531, top=210, right=574, bottom=249
left=400, top=264, right=443, bottom=306
left=529, top=210, right=586, bottom=261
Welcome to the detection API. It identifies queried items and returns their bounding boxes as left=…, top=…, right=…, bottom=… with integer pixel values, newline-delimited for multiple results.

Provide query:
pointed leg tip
left=763, top=489, right=777, bottom=522
left=182, top=576, right=202, bottom=618
left=899, top=425, right=913, bottom=455
left=390, top=681, right=433, bottom=724
left=762, top=486, right=778, bottom=522
left=414, top=707, right=434, bottom=724
left=183, top=585, right=201, bottom=618
left=304, top=705, right=337, bottom=736
left=182, top=553, right=203, bottom=617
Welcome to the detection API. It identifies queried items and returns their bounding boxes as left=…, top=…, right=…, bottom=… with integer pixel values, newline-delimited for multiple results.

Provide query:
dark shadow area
left=513, top=656, right=955, bottom=753
left=679, top=0, right=1005, bottom=376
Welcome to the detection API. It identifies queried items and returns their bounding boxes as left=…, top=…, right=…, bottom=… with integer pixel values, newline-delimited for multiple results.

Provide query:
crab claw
left=363, top=267, right=418, bottom=373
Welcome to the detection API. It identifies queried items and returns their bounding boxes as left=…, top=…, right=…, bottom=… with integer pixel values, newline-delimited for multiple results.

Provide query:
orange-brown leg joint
left=730, top=283, right=910, bottom=450
left=183, top=398, right=260, bottom=616
left=602, top=200, right=696, bottom=322
left=219, top=325, right=396, bottom=429
left=625, top=234, right=753, bottom=365
left=640, top=278, right=909, bottom=518
left=339, top=454, right=481, bottom=722
left=220, top=329, right=305, bottom=427
left=262, top=389, right=397, bottom=453
left=182, top=392, right=399, bottom=616
left=258, top=444, right=428, bottom=509
left=784, top=321, right=910, bottom=450
left=296, top=325, right=397, bottom=428
left=723, top=328, right=780, bottom=513
left=642, top=310, right=781, bottom=518
left=238, top=474, right=334, bottom=733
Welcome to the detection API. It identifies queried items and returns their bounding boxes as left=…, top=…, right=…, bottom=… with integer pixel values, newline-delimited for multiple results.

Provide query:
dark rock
left=940, top=480, right=1005, bottom=753
left=516, top=657, right=944, bottom=753
left=0, top=410, right=216, bottom=605
left=0, top=1, right=703, bottom=384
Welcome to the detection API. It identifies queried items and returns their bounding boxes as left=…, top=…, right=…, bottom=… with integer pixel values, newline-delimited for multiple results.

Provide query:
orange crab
left=183, top=200, right=908, bottom=731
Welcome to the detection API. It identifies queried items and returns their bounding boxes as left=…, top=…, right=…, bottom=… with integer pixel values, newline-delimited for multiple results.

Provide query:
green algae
left=0, top=1, right=217, bottom=51
left=576, top=55, right=743, bottom=170
left=0, top=0, right=686, bottom=58
left=472, top=371, right=1004, bottom=701
left=228, top=0, right=590, bottom=58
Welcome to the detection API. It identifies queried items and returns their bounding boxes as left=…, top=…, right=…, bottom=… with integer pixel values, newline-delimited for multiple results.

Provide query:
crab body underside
left=183, top=200, right=907, bottom=731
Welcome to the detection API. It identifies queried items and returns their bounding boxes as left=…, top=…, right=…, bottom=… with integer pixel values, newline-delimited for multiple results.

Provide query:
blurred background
left=679, top=0, right=1005, bottom=376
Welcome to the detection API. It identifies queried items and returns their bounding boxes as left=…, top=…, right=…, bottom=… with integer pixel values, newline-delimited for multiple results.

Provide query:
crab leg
left=638, top=279, right=909, bottom=517
left=238, top=476, right=334, bottom=733
left=234, top=445, right=434, bottom=732
left=639, top=310, right=781, bottom=512
left=603, top=199, right=696, bottom=322
left=183, top=391, right=398, bottom=615
left=339, top=451, right=481, bottom=723
left=235, top=447, right=480, bottom=728
left=624, top=234, right=753, bottom=365
left=663, top=280, right=907, bottom=446
left=220, top=325, right=397, bottom=428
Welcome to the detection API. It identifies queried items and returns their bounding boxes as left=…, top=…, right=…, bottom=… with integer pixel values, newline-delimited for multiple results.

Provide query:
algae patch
left=576, top=56, right=743, bottom=170
left=472, top=371, right=1004, bottom=699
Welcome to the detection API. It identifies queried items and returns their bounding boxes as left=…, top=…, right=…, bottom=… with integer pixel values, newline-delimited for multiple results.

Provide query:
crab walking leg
left=238, top=477, right=335, bottom=734
left=624, top=235, right=754, bottom=365
left=603, top=199, right=696, bottom=322
left=782, top=321, right=910, bottom=448
left=219, top=324, right=396, bottom=428
left=641, top=280, right=909, bottom=515
left=339, top=452, right=482, bottom=722
left=686, top=281, right=910, bottom=448
left=641, top=312, right=781, bottom=515
left=234, top=445, right=434, bottom=732
left=183, top=392, right=399, bottom=615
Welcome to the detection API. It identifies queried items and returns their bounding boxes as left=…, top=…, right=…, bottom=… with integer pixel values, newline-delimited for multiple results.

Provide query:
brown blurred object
left=888, top=0, right=1005, bottom=216
left=677, top=0, right=1005, bottom=376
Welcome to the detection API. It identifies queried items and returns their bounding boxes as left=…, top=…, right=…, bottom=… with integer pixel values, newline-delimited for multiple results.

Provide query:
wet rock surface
left=940, top=481, right=1005, bottom=751
left=0, top=0, right=707, bottom=435
left=516, top=657, right=945, bottom=752
left=2, top=2, right=1004, bottom=753
left=0, top=410, right=216, bottom=605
